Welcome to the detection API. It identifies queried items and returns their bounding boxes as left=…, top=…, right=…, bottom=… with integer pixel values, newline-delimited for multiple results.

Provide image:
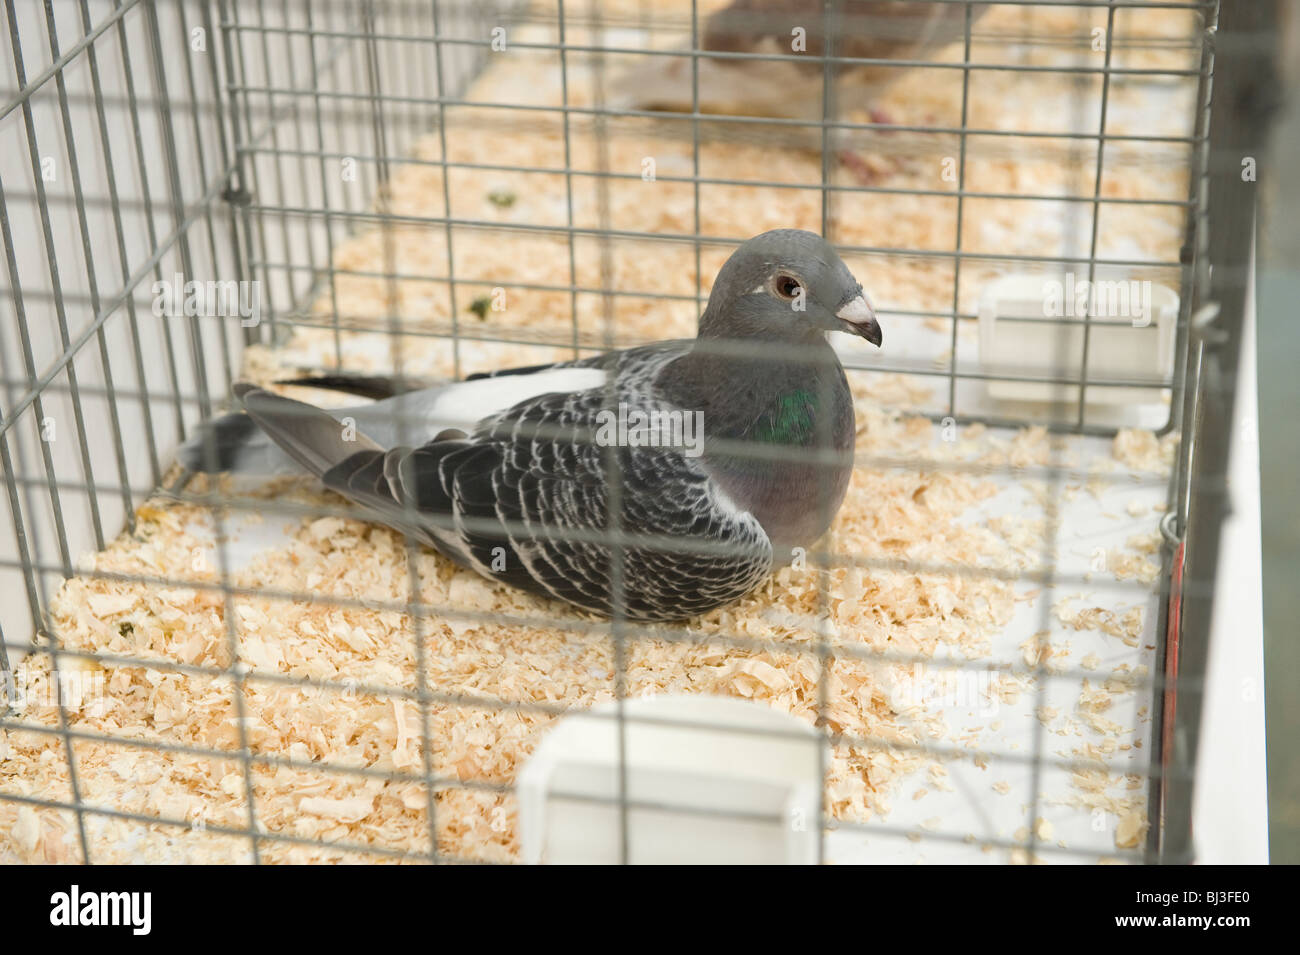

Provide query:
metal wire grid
left=220, top=13, right=1207, bottom=442
left=0, top=0, right=1258, bottom=864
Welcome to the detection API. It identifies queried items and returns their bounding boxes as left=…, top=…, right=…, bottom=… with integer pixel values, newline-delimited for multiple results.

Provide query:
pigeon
left=179, top=229, right=882, bottom=621
left=609, top=0, right=990, bottom=183
left=611, top=0, right=989, bottom=124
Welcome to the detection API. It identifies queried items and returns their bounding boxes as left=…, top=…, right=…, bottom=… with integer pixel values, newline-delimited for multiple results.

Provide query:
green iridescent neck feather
left=747, top=387, right=820, bottom=445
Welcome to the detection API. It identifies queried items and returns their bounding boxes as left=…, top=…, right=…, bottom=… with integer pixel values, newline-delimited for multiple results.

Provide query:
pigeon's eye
left=773, top=274, right=802, bottom=300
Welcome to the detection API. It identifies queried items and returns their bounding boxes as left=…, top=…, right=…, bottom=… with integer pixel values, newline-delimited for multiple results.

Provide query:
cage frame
left=0, top=0, right=1270, bottom=864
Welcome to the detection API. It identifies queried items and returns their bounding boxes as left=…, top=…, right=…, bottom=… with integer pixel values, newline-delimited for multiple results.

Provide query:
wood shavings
left=13, top=807, right=40, bottom=855
left=1045, top=740, right=1150, bottom=838
left=1105, top=665, right=1148, bottom=695
left=1112, top=429, right=1179, bottom=473
left=1108, top=553, right=1160, bottom=585
left=1126, top=532, right=1161, bottom=556
left=1076, top=679, right=1126, bottom=735
left=986, top=672, right=1031, bottom=706
left=1019, top=631, right=1070, bottom=673
left=1115, top=809, right=1149, bottom=849
left=6, top=415, right=1028, bottom=861
left=298, top=796, right=378, bottom=824
left=1054, top=598, right=1145, bottom=648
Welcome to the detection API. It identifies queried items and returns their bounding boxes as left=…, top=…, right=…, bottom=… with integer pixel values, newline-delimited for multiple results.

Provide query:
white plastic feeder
left=517, top=695, right=825, bottom=865
left=977, top=272, right=1179, bottom=405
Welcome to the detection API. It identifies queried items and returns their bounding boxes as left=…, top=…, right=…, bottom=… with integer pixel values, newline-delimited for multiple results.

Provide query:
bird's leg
left=835, top=108, right=902, bottom=186
left=868, top=107, right=897, bottom=128
left=836, top=149, right=888, bottom=185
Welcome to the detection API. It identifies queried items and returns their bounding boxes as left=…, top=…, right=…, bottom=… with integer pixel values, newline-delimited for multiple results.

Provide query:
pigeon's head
left=703, top=229, right=882, bottom=347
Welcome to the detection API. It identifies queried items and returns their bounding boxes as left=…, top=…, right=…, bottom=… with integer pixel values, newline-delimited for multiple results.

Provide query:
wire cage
left=0, top=0, right=1272, bottom=864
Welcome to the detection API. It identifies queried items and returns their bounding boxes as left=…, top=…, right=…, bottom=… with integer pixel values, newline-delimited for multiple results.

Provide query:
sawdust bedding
left=1, top=2, right=1193, bottom=863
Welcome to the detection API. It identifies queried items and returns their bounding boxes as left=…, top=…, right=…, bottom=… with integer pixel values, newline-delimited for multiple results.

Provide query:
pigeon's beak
left=836, top=294, right=882, bottom=347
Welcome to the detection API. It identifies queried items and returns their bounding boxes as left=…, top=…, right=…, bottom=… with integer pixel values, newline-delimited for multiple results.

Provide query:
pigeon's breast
left=703, top=374, right=856, bottom=555
left=708, top=444, right=853, bottom=555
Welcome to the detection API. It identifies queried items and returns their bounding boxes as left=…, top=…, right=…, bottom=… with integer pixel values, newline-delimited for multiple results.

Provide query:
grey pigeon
left=609, top=1, right=990, bottom=184
left=612, top=1, right=990, bottom=123
left=179, top=229, right=882, bottom=621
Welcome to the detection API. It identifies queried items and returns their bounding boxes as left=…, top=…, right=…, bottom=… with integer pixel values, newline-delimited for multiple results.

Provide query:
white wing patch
left=423, top=367, right=607, bottom=433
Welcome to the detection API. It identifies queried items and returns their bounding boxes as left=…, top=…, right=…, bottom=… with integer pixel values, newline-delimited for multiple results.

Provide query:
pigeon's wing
left=272, top=373, right=446, bottom=401
left=421, top=389, right=769, bottom=621
left=342, top=364, right=610, bottom=447
left=180, top=360, right=608, bottom=475
left=320, top=386, right=773, bottom=621
left=227, top=341, right=768, bottom=619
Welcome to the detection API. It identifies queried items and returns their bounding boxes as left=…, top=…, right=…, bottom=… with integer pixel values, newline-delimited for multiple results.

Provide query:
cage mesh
left=0, top=0, right=1266, bottom=864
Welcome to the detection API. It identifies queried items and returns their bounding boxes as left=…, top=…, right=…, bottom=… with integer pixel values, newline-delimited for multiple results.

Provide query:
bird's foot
left=868, top=107, right=897, bottom=128
left=836, top=149, right=898, bottom=186
left=835, top=108, right=903, bottom=185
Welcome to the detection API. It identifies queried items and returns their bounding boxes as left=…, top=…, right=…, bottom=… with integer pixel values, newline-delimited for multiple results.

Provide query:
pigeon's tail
left=233, top=383, right=385, bottom=478
left=229, top=384, right=445, bottom=548
left=177, top=383, right=387, bottom=477
left=177, top=408, right=302, bottom=475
